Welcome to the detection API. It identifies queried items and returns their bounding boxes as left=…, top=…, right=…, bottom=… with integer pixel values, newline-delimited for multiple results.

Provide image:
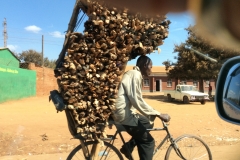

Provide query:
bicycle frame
left=147, top=121, right=173, bottom=156
left=106, top=120, right=186, bottom=160
left=72, top=134, right=109, bottom=160
left=71, top=120, right=187, bottom=160
left=71, top=135, right=91, bottom=159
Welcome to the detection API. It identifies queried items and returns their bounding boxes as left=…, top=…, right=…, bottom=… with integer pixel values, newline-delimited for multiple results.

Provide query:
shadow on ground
left=143, top=95, right=166, bottom=101
left=143, top=94, right=214, bottom=106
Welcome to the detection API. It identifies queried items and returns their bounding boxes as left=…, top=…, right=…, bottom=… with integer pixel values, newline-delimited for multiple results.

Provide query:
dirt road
left=0, top=93, right=240, bottom=159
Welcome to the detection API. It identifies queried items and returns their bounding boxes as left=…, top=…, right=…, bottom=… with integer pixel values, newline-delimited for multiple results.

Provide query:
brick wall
left=28, top=63, right=58, bottom=96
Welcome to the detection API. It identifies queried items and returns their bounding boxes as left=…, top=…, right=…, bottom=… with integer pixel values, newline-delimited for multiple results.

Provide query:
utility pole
left=42, top=35, right=44, bottom=67
left=42, top=35, right=44, bottom=86
left=3, top=18, right=8, bottom=47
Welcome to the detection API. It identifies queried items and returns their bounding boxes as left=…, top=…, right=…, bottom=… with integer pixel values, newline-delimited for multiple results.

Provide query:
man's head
left=136, top=55, right=152, bottom=77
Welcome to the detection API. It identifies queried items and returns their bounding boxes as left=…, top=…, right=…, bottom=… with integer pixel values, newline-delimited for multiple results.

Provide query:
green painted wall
left=0, top=64, right=36, bottom=103
left=0, top=49, right=19, bottom=67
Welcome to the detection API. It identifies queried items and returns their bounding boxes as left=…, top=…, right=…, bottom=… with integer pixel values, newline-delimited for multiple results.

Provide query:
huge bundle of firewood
left=55, top=0, right=170, bottom=140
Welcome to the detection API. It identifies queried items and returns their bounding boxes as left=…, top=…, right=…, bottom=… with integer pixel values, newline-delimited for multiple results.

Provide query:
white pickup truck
left=164, top=85, right=209, bottom=104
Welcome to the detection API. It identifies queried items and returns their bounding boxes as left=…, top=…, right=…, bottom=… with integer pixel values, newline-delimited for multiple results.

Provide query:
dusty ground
left=0, top=93, right=240, bottom=160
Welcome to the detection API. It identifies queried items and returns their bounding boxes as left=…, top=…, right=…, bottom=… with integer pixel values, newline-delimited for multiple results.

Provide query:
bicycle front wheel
left=67, top=141, right=124, bottom=160
left=165, top=134, right=212, bottom=160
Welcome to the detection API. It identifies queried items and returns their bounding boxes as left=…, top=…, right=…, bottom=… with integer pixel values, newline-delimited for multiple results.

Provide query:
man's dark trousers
left=123, top=114, right=154, bottom=160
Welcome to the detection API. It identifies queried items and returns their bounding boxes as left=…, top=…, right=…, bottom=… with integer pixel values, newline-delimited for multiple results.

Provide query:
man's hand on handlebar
left=158, top=114, right=171, bottom=122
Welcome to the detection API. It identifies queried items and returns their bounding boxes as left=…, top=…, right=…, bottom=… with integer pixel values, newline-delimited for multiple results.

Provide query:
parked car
left=164, top=85, right=209, bottom=104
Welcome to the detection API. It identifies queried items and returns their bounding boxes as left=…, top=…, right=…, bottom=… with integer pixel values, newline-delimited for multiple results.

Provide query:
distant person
left=208, top=84, right=212, bottom=98
left=112, top=55, right=170, bottom=160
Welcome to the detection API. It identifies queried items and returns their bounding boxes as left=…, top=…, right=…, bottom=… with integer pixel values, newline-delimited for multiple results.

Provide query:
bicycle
left=66, top=115, right=212, bottom=160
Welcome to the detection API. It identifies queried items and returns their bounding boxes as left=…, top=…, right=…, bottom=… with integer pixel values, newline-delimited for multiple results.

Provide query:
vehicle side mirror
left=215, top=56, right=240, bottom=125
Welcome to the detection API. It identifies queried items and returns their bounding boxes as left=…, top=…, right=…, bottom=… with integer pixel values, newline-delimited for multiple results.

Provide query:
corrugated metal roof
left=125, top=65, right=168, bottom=73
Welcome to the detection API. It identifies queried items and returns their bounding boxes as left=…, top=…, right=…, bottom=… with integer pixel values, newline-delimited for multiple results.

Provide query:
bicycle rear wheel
left=165, top=134, right=212, bottom=160
left=67, top=141, right=124, bottom=160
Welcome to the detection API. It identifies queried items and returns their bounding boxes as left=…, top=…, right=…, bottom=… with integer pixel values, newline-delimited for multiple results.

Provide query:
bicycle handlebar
left=149, top=114, right=171, bottom=123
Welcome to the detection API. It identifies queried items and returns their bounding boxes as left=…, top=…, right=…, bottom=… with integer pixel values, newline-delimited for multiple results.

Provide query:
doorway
left=156, top=79, right=161, bottom=91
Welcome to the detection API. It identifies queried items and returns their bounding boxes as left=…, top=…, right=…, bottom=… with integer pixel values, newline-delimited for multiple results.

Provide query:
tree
left=163, top=26, right=240, bottom=92
left=17, top=49, right=56, bottom=69
left=44, top=57, right=56, bottom=69
left=17, top=50, right=43, bottom=66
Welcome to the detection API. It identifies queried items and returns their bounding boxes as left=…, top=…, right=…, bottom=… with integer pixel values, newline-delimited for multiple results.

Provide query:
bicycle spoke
left=67, top=141, right=123, bottom=160
left=165, top=135, right=212, bottom=160
left=177, top=137, right=209, bottom=159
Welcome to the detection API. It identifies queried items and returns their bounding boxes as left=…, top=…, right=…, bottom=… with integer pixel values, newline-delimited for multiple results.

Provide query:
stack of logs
left=55, top=0, right=170, bottom=140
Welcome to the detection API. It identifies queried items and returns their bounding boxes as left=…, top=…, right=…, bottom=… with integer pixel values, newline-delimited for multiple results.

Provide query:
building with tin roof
left=124, top=65, right=215, bottom=93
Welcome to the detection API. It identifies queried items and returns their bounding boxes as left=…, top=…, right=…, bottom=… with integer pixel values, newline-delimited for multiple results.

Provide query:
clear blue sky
left=0, top=0, right=195, bottom=66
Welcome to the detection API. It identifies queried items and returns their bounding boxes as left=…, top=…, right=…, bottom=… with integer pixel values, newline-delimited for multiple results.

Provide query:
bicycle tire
left=66, top=140, right=124, bottom=160
left=165, top=134, right=212, bottom=160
